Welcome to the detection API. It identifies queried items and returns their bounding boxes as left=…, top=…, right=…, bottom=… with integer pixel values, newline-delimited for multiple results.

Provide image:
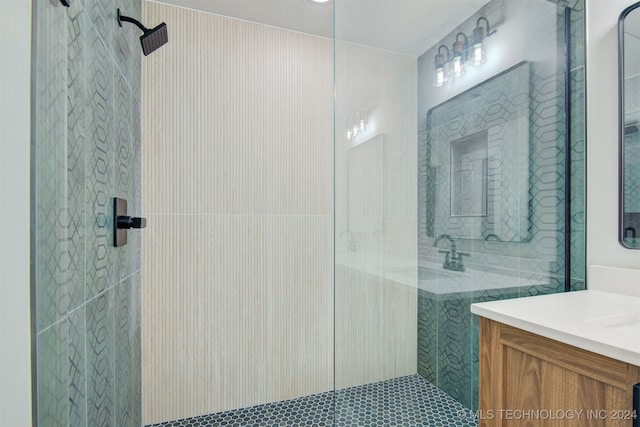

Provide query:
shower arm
left=117, top=9, right=149, bottom=33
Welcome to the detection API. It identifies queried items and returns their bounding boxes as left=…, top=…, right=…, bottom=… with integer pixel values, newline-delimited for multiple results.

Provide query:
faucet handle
left=453, top=251, right=470, bottom=261
left=438, top=249, right=451, bottom=260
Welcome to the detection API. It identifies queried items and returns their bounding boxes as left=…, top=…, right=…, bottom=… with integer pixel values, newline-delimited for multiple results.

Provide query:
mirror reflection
left=621, top=3, right=640, bottom=249
left=425, top=61, right=531, bottom=242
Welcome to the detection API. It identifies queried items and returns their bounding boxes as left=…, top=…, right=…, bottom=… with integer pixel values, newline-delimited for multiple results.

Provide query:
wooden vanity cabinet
left=478, top=317, right=640, bottom=427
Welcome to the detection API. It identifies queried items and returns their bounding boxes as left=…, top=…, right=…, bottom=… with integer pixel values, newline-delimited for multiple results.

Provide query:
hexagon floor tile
left=146, top=375, right=477, bottom=427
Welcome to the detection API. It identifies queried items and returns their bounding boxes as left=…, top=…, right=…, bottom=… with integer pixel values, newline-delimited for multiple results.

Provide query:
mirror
left=425, top=61, right=531, bottom=242
left=620, top=3, right=640, bottom=249
left=348, top=134, right=384, bottom=233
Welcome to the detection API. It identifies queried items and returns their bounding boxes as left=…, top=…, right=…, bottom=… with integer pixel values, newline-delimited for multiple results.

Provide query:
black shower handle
left=117, top=216, right=147, bottom=229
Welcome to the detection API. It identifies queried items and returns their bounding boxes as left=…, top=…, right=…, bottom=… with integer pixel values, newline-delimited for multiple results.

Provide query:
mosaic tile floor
left=147, top=374, right=478, bottom=427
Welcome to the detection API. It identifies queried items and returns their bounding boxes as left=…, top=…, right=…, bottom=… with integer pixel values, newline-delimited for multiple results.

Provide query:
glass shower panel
left=335, top=0, right=585, bottom=425
left=333, top=22, right=422, bottom=424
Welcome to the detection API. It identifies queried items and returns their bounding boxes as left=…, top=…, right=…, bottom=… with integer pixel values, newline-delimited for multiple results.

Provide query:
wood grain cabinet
left=478, top=317, right=640, bottom=427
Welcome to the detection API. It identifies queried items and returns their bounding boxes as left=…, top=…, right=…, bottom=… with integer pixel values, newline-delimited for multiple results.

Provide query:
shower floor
left=147, top=374, right=477, bottom=427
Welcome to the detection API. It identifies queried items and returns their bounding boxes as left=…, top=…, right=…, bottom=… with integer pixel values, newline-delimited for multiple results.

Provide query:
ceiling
left=150, top=0, right=491, bottom=56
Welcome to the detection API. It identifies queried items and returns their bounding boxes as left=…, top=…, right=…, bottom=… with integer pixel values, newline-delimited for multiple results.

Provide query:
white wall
left=0, top=1, right=32, bottom=426
left=586, top=0, right=640, bottom=270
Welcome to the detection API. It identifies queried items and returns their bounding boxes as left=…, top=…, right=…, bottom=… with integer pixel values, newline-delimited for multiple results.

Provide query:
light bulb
left=472, top=43, right=485, bottom=66
left=452, top=56, right=463, bottom=78
left=435, top=67, right=445, bottom=87
left=346, top=129, right=352, bottom=140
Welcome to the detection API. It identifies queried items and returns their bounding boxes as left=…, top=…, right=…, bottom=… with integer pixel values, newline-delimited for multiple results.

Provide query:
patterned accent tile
left=34, top=0, right=142, bottom=425
left=37, top=320, right=69, bottom=427
left=69, top=307, right=87, bottom=427
left=114, top=70, right=133, bottom=280
left=86, top=291, right=115, bottom=427
left=112, top=0, right=136, bottom=89
left=67, top=1, right=87, bottom=311
left=34, top=0, right=70, bottom=333
left=87, top=0, right=114, bottom=47
left=146, top=375, right=477, bottom=427
left=86, top=27, right=115, bottom=300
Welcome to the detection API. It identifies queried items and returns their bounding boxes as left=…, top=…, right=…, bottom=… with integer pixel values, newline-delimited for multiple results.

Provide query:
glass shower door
left=333, top=0, right=585, bottom=425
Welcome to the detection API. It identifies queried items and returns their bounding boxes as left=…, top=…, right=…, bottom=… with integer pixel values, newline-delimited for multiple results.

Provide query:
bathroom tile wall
left=141, top=3, right=334, bottom=424
left=33, top=0, right=142, bottom=425
left=416, top=0, right=585, bottom=411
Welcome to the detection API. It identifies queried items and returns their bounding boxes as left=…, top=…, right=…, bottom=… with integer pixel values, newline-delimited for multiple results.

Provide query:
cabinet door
left=479, top=317, right=640, bottom=427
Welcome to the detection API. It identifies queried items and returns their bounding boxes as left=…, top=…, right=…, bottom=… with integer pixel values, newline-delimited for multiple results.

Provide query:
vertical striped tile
left=142, top=2, right=333, bottom=424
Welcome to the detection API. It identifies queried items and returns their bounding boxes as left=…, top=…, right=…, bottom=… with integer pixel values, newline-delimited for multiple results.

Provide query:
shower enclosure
left=30, top=0, right=585, bottom=426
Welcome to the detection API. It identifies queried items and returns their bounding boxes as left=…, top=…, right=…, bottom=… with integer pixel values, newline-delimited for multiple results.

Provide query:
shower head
left=140, top=23, right=168, bottom=56
left=117, top=9, right=168, bottom=56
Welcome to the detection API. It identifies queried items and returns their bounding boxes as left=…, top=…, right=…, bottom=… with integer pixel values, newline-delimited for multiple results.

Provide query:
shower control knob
left=117, top=216, right=147, bottom=229
left=113, top=197, right=146, bottom=247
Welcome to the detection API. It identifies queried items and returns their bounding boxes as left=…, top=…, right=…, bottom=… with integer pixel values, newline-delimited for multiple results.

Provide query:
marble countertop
left=471, top=289, right=640, bottom=366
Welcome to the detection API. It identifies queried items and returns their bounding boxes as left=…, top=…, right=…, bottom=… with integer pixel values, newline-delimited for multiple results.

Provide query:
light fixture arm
left=437, top=44, right=450, bottom=61
left=455, top=32, right=468, bottom=49
left=477, top=17, right=490, bottom=34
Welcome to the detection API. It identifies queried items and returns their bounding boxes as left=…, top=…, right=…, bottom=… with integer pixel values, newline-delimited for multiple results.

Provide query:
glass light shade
left=435, top=67, right=445, bottom=87
left=472, top=43, right=485, bottom=65
left=452, top=56, right=464, bottom=77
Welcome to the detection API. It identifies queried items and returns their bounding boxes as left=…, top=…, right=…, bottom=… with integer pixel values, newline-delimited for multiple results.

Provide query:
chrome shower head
left=117, top=8, right=168, bottom=56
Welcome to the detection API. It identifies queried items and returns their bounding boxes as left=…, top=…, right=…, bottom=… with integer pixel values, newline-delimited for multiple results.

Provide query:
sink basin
left=588, top=312, right=640, bottom=336
left=383, top=266, right=458, bottom=280
left=417, top=266, right=457, bottom=280
left=384, top=266, right=457, bottom=279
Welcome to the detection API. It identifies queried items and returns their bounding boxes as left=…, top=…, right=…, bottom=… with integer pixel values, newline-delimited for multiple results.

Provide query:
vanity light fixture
left=346, top=108, right=369, bottom=141
left=311, top=0, right=330, bottom=3
left=434, top=45, right=450, bottom=87
left=433, top=16, right=496, bottom=87
left=472, top=17, right=494, bottom=66
left=451, top=33, right=468, bottom=77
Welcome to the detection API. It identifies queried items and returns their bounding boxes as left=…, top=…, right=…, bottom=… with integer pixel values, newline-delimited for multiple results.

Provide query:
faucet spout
left=433, top=233, right=454, bottom=247
left=433, top=234, right=469, bottom=272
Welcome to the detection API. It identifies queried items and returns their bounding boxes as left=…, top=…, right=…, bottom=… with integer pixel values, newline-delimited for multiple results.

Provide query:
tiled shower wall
left=32, top=0, right=142, bottom=425
left=416, top=0, right=585, bottom=411
left=141, top=3, right=333, bottom=424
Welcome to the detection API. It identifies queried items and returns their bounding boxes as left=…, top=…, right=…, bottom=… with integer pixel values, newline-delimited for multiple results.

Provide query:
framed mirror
left=619, top=3, right=640, bottom=249
left=425, top=61, right=531, bottom=242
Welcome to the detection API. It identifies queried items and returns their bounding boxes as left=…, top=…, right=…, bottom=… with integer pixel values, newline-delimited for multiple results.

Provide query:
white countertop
left=471, top=290, right=640, bottom=366
left=336, top=251, right=548, bottom=294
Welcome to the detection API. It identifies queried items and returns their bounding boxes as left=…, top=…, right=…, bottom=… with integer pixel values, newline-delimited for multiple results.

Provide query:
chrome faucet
left=433, top=234, right=469, bottom=272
